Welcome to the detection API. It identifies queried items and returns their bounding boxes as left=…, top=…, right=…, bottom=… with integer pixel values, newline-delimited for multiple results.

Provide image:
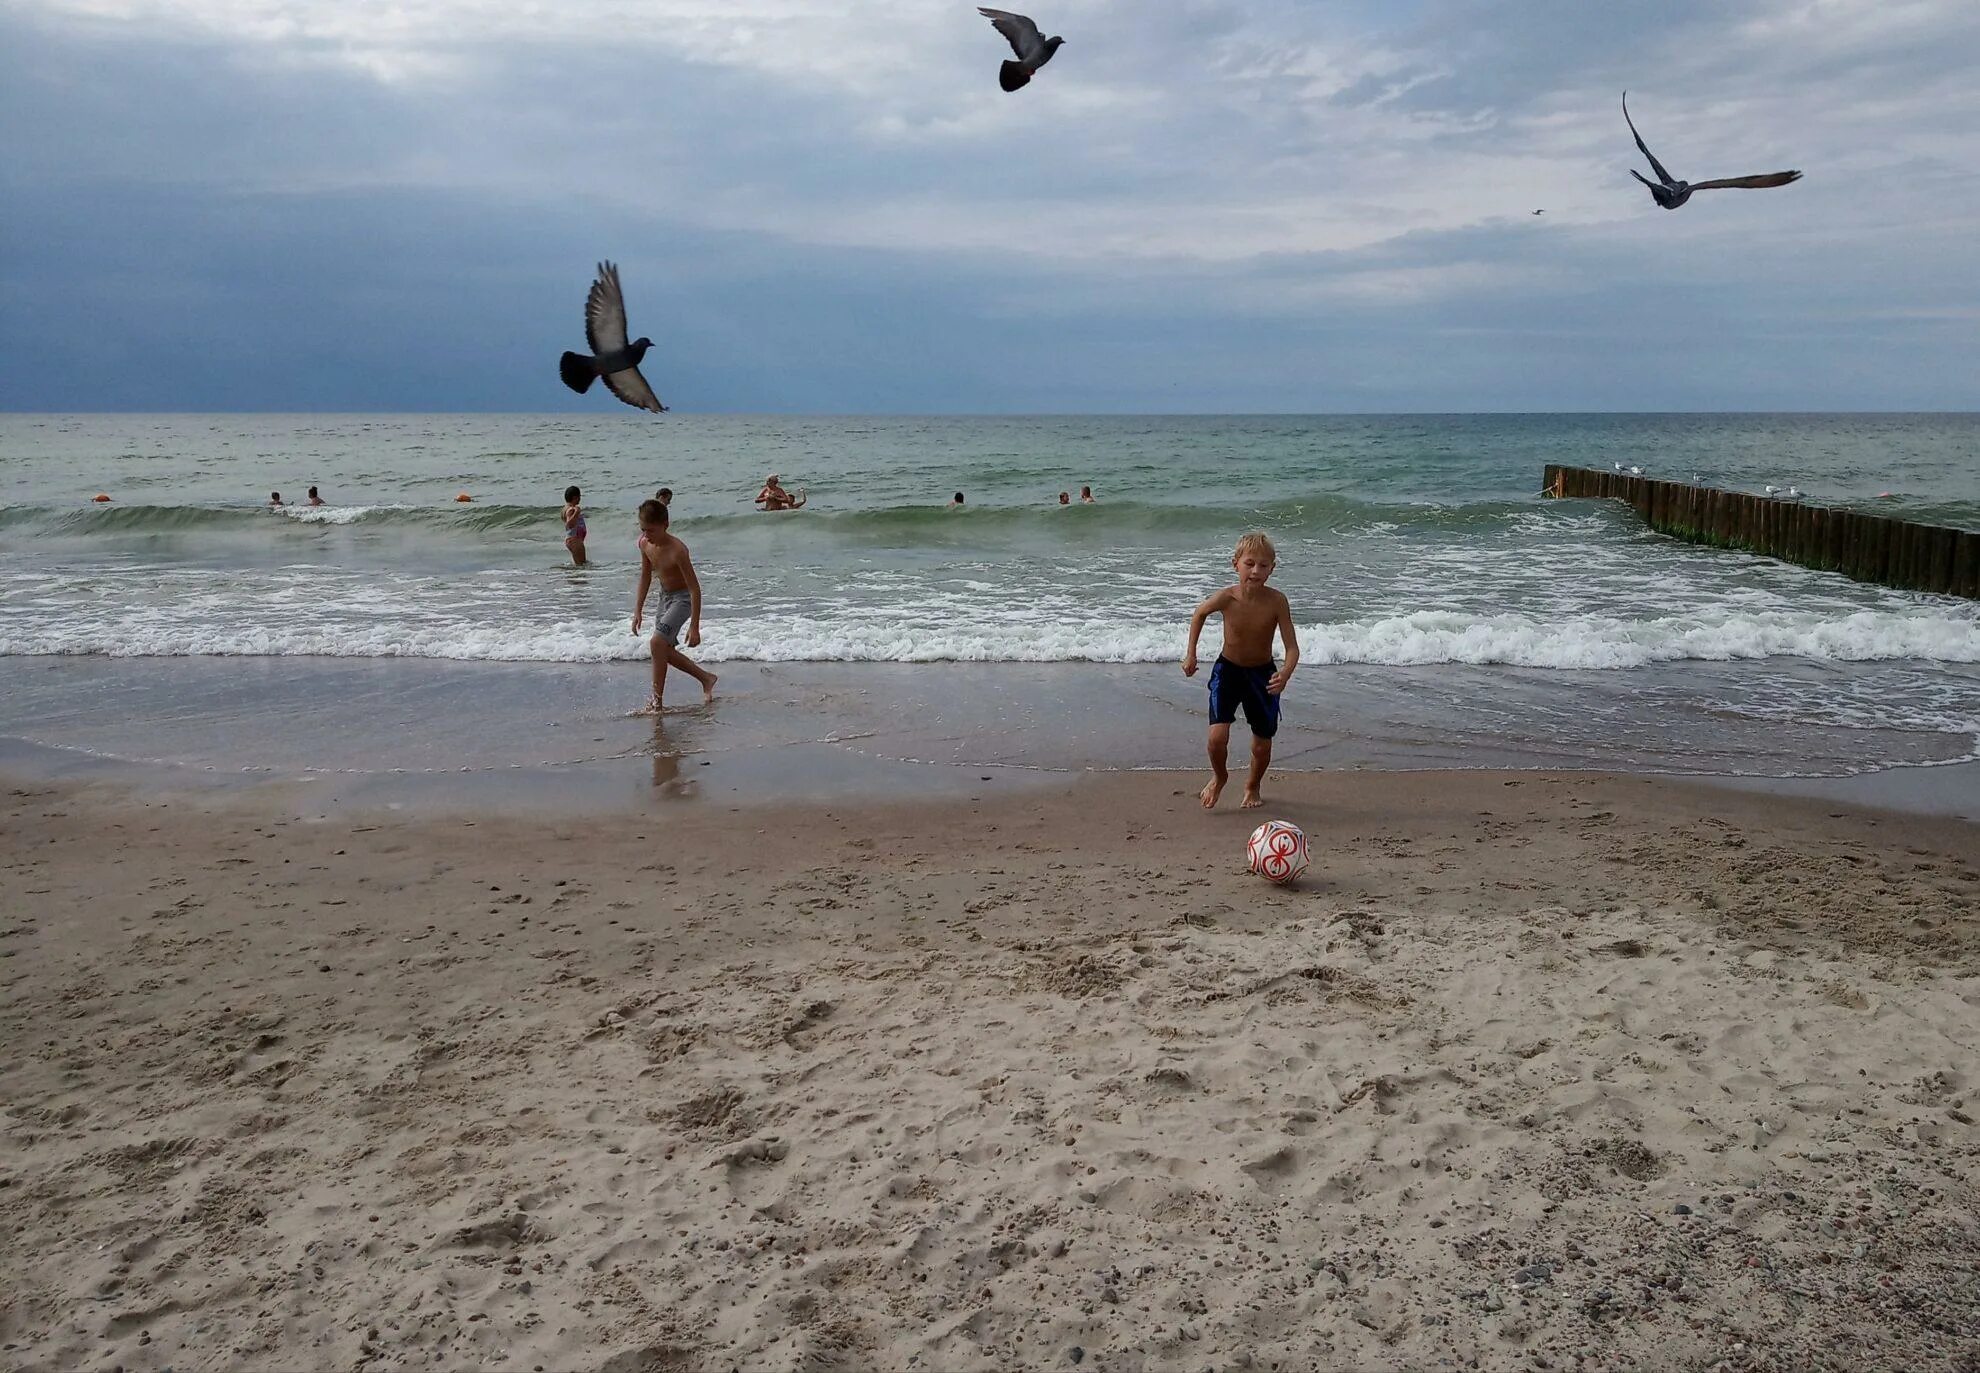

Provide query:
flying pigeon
left=979, top=8, right=1063, bottom=92
left=1623, top=92, right=1801, bottom=211
left=558, top=261, right=666, bottom=413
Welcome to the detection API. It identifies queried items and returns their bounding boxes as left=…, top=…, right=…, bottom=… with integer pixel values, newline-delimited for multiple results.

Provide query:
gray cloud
left=3, top=0, right=1977, bottom=411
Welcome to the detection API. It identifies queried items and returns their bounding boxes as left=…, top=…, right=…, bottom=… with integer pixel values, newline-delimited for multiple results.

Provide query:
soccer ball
left=1247, top=820, right=1310, bottom=885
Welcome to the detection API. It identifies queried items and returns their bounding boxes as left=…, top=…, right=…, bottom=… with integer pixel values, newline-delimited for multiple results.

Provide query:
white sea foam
left=276, top=504, right=409, bottom=525
left=3, top=608, right=1974, bottom=669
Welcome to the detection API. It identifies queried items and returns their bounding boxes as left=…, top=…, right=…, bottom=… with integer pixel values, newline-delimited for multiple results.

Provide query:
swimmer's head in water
left=953, top=492, right=965, bottom=504
left=270, top=492, right=281, bottom=503
left=1059, top=492, right=1070, bottom=504
left=564, top=485, right=581, bottom=503
left=308, top=486, right=319, bottom=498
left=656, top=488, right=672, bottom=504
left=1081, top=486, right=1092, bottom=498
left=766, top=474, right=781, bottom=486
left=637, top=498, right=669, bottom=534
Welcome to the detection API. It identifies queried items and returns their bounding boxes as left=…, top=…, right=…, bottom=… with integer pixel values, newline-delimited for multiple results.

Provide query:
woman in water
left=755, top=474, right=806, bottom=510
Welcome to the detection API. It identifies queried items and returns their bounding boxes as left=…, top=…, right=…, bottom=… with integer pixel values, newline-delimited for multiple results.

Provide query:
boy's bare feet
left=702, top=673, right=718, bottom=703
left=1200, top=776, right=1225, bottom=808
left=640, top=694, right=663, bottom=715
left=1240, top=788, right=1264, bottom=808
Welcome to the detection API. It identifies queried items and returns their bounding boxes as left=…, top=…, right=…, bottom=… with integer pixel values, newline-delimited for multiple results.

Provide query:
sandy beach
left=2, top=767, right=1976, bottom=1372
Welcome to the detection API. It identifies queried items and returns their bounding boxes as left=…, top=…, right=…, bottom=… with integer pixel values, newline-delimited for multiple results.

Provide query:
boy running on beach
left=1182, top=532, right=1300, bottom=809
left=630, top=499, right=717, bottom=710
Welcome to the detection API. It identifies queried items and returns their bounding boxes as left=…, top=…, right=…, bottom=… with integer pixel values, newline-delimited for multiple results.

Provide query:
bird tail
left=999, top=60, right=1030, bottom=92
left=559, top=352, right=597, bottom=394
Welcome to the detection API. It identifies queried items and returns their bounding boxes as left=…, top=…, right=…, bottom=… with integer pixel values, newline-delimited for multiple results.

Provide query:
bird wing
left=584, top=261, right=631, bottom=357
left=1621, top=91, right=1679, bottom=188
left=979, top=7, right=1042, bottom=60
left=1688, top=171, right=1803, bottom=191
left=602, top=364, right=666, bottom=414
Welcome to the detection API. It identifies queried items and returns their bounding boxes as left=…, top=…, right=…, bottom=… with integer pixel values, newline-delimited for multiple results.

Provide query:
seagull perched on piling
left=558, top=261, right=666, bottom=413
left=1623, top=92, right=1802, bottom=211
left=979, top=8, right=1064, bottom=91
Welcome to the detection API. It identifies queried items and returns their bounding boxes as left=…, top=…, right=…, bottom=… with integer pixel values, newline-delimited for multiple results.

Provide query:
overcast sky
left=3, top=0, right=1977, bottom=412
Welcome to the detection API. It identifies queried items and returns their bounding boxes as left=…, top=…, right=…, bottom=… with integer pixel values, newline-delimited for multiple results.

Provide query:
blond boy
left=1182, top=532, right=1300, bottom=809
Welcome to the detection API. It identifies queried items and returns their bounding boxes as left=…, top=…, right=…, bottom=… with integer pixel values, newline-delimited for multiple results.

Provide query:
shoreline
left=3, top=766, right=1976, bottom=1370
left=2, top=656, right=1974, bottom=820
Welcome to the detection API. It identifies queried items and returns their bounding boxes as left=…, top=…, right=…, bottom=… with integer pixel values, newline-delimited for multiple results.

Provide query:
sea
left=1, top=413, right=1976, bottom=800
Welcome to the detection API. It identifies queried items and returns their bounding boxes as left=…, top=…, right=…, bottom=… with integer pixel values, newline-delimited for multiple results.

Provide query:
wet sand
left=2, top=767, right=1976, bottom=1372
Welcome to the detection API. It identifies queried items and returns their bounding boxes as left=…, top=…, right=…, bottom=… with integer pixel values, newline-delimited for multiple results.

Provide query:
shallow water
left=1, top=413, right=1974, bottom=781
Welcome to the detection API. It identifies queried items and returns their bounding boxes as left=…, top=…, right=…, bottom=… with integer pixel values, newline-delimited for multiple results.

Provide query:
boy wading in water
left=631, top=499, right=717, bottom=711
left=1183, top=532, right=1300, bottom=809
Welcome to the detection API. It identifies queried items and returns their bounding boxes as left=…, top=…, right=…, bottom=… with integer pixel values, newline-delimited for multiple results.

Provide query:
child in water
left=562, top=485, right=587, bottom=566
left=1182, top=532, right=1300, bottom=810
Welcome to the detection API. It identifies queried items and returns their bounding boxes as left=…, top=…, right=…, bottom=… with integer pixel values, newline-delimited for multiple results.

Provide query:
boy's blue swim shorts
left=1207, top=656, right=1280, bottom=738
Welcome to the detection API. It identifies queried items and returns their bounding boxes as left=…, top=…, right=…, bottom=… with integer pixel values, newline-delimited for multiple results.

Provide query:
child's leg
left=1201, top=723, right=1231, bottom=808
left=648, top=635, right=670, bottom=708
left=658, top=641, right=718, bottom=702
left=568, top=537, right=586, bottom=567
left=1241, top=734, right=1272, bottom=808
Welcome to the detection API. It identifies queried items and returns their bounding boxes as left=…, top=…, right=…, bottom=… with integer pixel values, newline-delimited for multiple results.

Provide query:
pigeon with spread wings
left=1623, top=92, right=1802, bottom=211
left=559, top=261, right=666, bottom=413
left=978, top=7, right=1063, bottom=92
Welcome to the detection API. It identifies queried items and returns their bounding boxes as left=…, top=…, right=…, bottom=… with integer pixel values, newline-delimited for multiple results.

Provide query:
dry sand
left=2, top=769, right=1977, bottom=1372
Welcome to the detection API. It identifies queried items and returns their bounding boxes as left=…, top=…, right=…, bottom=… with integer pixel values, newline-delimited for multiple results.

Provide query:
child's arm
left=563, top=505, right=576, bottom=531
left=1182, top=592, right=1222, bottom=676
left=631, top=550, right=652, bottom=634
left=1268, top=595, right=1300, bottom=694
left=681, top=548, right=703, bottom=649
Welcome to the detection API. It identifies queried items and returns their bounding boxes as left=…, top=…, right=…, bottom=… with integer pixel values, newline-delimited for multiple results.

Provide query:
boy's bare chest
left=646, top=541, right=688, bottom=580
left=1222, top=597, right=1278, bottom=637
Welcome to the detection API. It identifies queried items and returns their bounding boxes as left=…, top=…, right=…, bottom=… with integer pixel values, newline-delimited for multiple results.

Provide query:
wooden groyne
left=1542, top=465, right=1978, bottom=599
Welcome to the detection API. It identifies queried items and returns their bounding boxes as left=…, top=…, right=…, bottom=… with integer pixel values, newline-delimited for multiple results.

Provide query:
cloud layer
left=4, top=0, right=1977, bottom=410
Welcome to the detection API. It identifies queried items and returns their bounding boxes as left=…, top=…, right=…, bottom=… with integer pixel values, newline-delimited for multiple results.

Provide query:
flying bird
left=1623, top=92, right=1802, bottom=211
left=979, top=8, right=1063, bottom=92
left=559, top=261, right=666, bottom=413
left=1532, top=209, right=1545, bottom=215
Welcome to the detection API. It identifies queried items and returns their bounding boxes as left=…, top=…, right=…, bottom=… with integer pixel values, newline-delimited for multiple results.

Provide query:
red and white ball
left=1246, top=819, right=1310, bottom=884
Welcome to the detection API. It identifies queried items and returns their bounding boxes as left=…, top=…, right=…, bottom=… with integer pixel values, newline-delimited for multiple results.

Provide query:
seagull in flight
left=1623, top=92, right=1802, bottom=211
left=979, top=8, right=1063, bottom=92
left=559, top=261, right=666, bottom=413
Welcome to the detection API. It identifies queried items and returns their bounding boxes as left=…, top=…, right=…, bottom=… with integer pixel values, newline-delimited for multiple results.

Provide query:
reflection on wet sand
left=649, top=719, right=696, bottom=797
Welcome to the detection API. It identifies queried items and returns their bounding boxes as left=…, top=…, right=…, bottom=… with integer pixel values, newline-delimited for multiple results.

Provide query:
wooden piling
left=1539, top=465, right=1977, bottom=598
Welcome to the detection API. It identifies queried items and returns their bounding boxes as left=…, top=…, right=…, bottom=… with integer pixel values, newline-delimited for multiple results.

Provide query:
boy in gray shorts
left=630, top=499, right=717, bottom=711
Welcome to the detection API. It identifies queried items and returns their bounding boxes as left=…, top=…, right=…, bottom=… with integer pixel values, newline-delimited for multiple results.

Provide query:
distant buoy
left=455, top=493, right=472, bottom=503
left=93, top=494, right=111, bottom=502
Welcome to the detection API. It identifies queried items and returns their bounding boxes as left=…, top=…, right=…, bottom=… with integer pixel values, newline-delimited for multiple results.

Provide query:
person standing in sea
left=561, top=486, right=588, bottom=566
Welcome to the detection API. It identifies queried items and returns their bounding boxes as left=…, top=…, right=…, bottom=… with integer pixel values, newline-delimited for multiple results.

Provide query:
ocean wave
left=4, top=608, right=1974, bottom=669
left=0, top=493, right=1562, bottom=540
